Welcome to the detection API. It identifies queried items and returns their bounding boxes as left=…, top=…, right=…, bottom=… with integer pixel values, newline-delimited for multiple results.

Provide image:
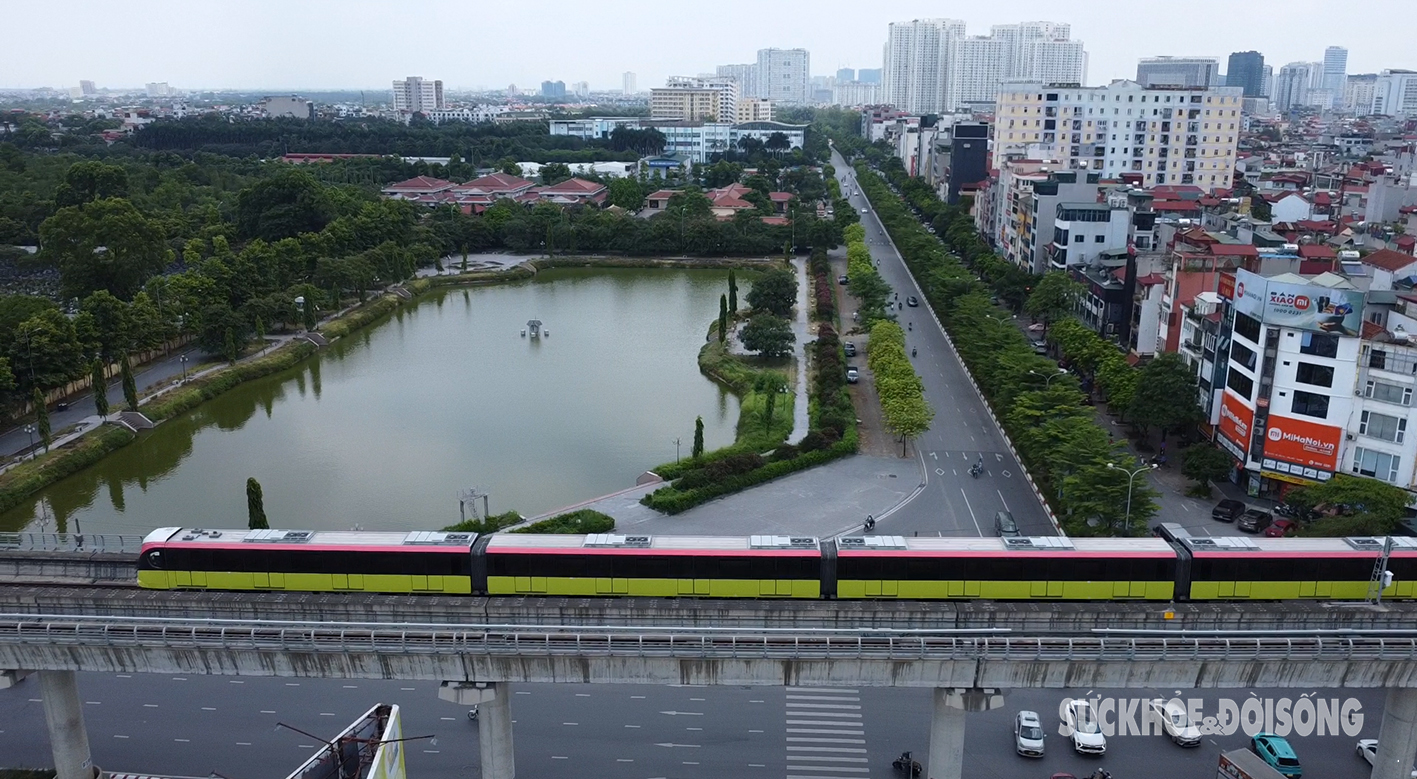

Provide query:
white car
left=1063, top=699, right=1107, bottom=755
left=1149, top=699, right=1201, bottom=746
left=1014, top=710, right=1045, bottom=757
left=1357, top=739, right=1377, bottom=765
left=861, top=207, right=869, bottom=213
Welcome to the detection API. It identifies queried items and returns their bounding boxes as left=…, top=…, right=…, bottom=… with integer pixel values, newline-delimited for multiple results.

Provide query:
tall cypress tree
left=120, top=355, right=139, bottom=412
left=692, top=416, right=705, bottom=460
left=91, top=359, right=109, bottom=417
left=728, top=271, right=738, bottom=313
left=33, top=388, right=50, bottom=452
left=718, top=294, right=729, bottom=343
left=246, top=477, right=268, bottom=530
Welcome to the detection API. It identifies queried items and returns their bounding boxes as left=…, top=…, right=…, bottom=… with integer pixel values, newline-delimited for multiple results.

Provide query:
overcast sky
left=8, top=0, right=1413, bottom=92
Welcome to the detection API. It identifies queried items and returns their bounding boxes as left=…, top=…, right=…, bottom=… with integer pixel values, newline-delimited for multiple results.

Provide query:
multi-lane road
left=0, top=673, right=1382, bottom=778
left=832, top=150, right=1055, bottom=539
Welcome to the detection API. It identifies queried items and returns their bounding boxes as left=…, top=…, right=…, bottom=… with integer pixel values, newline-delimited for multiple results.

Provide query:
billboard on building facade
left=1262, top=413, right=1342, bottom=474
left=1217, top=390, right=1253, bottom=461
left=1232, top=269, right=1364, bottom=336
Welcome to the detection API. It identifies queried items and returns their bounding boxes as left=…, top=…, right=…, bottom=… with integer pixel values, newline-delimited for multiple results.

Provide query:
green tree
left=728, top=270, right=738, bottom=313
left=1181, top=443, right=1233, bottom=487
left=90, top=358, right=109, bottom=418
left=10, top=309, right=85, bottom=392
left=33, top=388, right=50, bottom=452
left=539, top=162, right=573, bottom=185
left=756, top=372, right=788, bottom=424
left=1024, top=271, right=1084, bottom=334
left=881, top=391, right=935, bottom=456
left=718, top=294, right=729, bottom=344
left=745, top=268, right=797, bottom=317
left=246, top=477, right=269, bottom=530
left=739, top=314, right=794, bottom=359
left=223, top=327, right=238, bottom=364
left=1249, top=196, right=1273, bottom=222
left=1129, top=353, right=1202, bottom=440
left=498, top=157, right=521, bottom=176
left=1289, top=475, right=1411, bottom=536
left=39, top=197, right=169, bottom=300
left=692, top=416, right=705, bottom=460
left=234, top=170, right=335, bottom=242
left=120, top=354, right=138, bottom=411
left=1060, top=461, right=1159, bottom=536
left=80, top=290, right=132, bottom=361
left=54, top=161, right=129, bottom=208
left=607, top=177, right=644, bottom=210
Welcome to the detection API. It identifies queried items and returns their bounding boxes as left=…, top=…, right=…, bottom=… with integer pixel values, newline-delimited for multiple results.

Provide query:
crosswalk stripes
left=783, top=687, right=869, bottom=779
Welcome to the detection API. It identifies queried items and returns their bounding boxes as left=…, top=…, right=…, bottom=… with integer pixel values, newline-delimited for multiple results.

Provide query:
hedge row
left=511, top=508, right=616, bottom=534
left=0, top=425, right=136, bottom=515
left=441, top=510, right=525, bottom=533
left=143, top=340, right=320, bottom=422
left=640, top=437, right=857, bottom=514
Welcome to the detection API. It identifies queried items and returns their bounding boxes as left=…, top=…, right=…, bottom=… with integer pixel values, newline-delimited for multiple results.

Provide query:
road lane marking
left=788, top=729, right=866, bottom=735
left=201, top=707, right=216, bottom=711
left=228, top=680, right=243, bottom=684
left=552, top=756, right=568, bottom=760
left=625, top=725, right=641, bottom=728
left=516, top=691, right=532, bottom=695
left=788, top=688, right=859, bottom=694
left=236, top=742, right=251, bottom=746
left=260, top=710, right=276, bottom=714
left=285, top=683, right=299, bottom=687
left=441, top=717, right=456, bottom=721
left=786, top=695, right=859, bottom=701
left=143, top=704, right=158, bottom=708
left=113, top=735, right=129, bottom=739
left=787, top=768, right=870, bottom=774
left=563, top=722, right=579, bottom=725
left=787, top=737, right=866, bottom=744
left=576, top=693, right=591, bottom=697
left=784, top=712, right=860, bottom=717
left=960, top=489, right=984, bottom=535
left=785, top=703, right=860, bottom=709
left=617, top=759, right=634, bottom=762
left=631, top=695, right=646, bottom=699
left=174, top=738, right=190, bottom=743
left=85, top=701, right=100, bottom=705
left=343, top=685, right=358, bottom=689
left=997, top=490, right=1011, bottom=511
left=750, top=729, right=765, bottom=733
left=788, top=720, right=862, bottom=726
left=790, top=756, right=869, bottom=762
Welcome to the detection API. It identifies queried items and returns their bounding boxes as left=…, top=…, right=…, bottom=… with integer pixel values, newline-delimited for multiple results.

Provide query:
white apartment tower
left=1322, top=47, right=1349, bottom=102
left=392, top=76, right=444, bottom=113
left=756, top=48, right=810, bottom=104
left=716, top=64, right=758, bottom=99
left=882, top=19, right=1085, bottom=114
left=993, top=80, right=1243, bottom=191
left=1372, top=70, right=1417, bottom=117
left=665, top=75, right=741, bottom=120
left=623, top=72, right=637, bottom=95
left=1273, top=63, right=1315, bottom=112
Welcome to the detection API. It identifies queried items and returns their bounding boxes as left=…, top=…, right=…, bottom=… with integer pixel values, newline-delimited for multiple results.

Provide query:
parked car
left=995, top=511, right=1020, bottom=538
left=1356, top=739, right=1377, bottom=765
left=1212, top=499, right=1246, bottom=522
left=844, top=342, right=857, bottom=357
left=906, top=296, right=919, bottom=307
left=1237, top=509, right=1274, bottom=534
left=1030, top=338, right=1048, bottom=355
left=838, top=274, right=849, bottom=285
left=1251, top=732, right=1302, bottom=777
left=846, top=367, right=859, bottom=384
left=1148, top=699, right=1201, bottom=746
left=1264, top=518, right=1299, bottom=537
left=1014, top=710, right=1045, bottom=757
left=1062, top=699, right=1107, bottom=755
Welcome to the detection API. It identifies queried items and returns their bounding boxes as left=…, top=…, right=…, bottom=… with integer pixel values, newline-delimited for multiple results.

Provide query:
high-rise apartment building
left=665, top=76, right=741, bottom=121
left=993, top=80, right=1242, bottom=191
left=392, top=76, right=444, bottom=113
left=1273, top=62, right=1315, bottom=112
left=1136, top=57, right=1220, bottom=88
left=756, top=48, right=810, bottom=104
left=1322, top=46, right=1349, bottom=104
left=832, top=81, right=881, bottom=106
left=622, top=72, right=637, bottom=95
left=857, top=69, right=882, bottom=84
left=653, top=87, right=729, bottom=122
left=836, top=68, right=856, bottom=83
left=882, top=19, right=1085, bottom=114
left=572, top=81, right=590, bottom=98
left=736, top=98, right=774, bottom=122
left=540, top=80, right=567, bottom=98
left=716, top=64, right=758, bottom=100
left=145, top=82, right=171, bottom=98
left=1225, top=51, right=1266, bottom=97
left=1372, top=69, right=1417, bottom=117
left=1345, top=74, right=1378, bottom=114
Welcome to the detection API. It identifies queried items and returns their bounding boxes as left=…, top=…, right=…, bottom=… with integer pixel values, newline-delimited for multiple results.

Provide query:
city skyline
left=5, top=0, right=1412, bottom=93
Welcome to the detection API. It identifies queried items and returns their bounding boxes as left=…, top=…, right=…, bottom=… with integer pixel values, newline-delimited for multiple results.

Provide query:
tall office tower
left=836, top=68, right=855, bottom=83
left=716, top=63, right=758, bottom=99
left=1262, top=65, right=1274, bottom=98
left=857, top=68, right=882, bottom=84
left=622, top=72, right=637, bottom=94
left=1322, top=47, right=1348, bottom=96
left=392, top=76, right=444, bottom=112
left=1373, top=69, right=1417, bottom=117
left=1136, top=57, right=1220, bottom=88
left=1273, top=62, right=1315, bottom=112
left=882, top=18, right=966, bottom=113
left=1225, top=51, right=1266, bottom=97
left=756, top=48, right=810, bottom=103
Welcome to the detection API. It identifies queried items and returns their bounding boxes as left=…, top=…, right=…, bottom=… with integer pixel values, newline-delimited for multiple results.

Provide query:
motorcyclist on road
left=911, top=347, right=917, bottom=357
left=864, top=515, right=875, bottom=531
left=908, top=322, right=912, bottom=330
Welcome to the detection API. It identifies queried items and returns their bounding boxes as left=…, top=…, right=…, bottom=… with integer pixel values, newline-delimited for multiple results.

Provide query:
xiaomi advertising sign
left=1263, top=414, right=1342, bottom=473
left=1217, top=391, right=1253, bottom=461
left=1233, top=269, right=1364, bottom=336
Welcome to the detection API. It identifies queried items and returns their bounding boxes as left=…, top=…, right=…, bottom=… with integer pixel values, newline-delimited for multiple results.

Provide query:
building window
left=1227, top=369, right=1254, bottom=399
left=1299, top=332, right=1339, bottom=358
left=1361, top=411, right=1407, bottom=443
left=1094, top=235, right=1106, bottom=243
left=1232, top=313, right=1262, bottom=345
left=1291, top=390, right=1330, bottom=419
left=1230, top=342, right=1258, bottom=371
left=1352, top=446, right=1402, bottom=483
left=1365, top=379, right=1413, bottom=406
left=1294, top=362, right=1334, bottom=388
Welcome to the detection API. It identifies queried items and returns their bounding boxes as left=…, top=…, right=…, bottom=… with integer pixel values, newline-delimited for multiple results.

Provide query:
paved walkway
left=787, top=255, right=810, bottom=444
left=527, top=455, right=920, bottom=538
left=417, top=253, right=537, bottom=276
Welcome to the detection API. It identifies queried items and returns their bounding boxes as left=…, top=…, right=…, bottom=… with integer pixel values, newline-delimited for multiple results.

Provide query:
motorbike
left=892, top=751, right=922, bottom=777
left=864, top=516, right=876, bottom=532
left=468, top=706, right=479, bottom=721
left=969, top=463, right=982, bottom=478
left=911, top=348, right=917, bottom=357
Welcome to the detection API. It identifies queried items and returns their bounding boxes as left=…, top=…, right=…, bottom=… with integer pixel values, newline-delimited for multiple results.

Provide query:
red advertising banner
left=1217, top=391, right=1253, bottom=461
left=1263, top=413, right=1342, bottom=473
left=1217, top=272, right=1236, bottom=301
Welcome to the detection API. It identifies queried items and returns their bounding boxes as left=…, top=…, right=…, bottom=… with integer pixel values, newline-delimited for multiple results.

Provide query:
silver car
left=1014, top=710, right=1045, bottom=757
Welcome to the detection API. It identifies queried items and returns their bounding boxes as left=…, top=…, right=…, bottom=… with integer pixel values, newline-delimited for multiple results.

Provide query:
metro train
left=137, top=526, right=1417, bottom=602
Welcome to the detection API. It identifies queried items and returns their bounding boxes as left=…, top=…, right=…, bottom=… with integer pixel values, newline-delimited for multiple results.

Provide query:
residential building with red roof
left=381, top=177, right=456, bottom=199
left=532, top=178, right=608, bottom=205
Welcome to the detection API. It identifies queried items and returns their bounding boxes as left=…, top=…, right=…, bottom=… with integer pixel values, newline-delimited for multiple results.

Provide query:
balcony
left=1186, top=135, right=1199, bottom=146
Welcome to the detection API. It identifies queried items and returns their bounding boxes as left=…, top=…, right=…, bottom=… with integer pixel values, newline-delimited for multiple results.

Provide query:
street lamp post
left=1030, top=368, right=1069, bottom=387
left=179, top=354, right=189, bottom=384
left=1108, top=461, right=1158, bottom=536
left=22, top=424, right=34, bottom=458
left=294, top=296, right=306, bottom=333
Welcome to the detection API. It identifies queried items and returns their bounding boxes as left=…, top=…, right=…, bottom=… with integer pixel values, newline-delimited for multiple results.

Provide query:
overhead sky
left=7, top=0, right=1412, bottom=92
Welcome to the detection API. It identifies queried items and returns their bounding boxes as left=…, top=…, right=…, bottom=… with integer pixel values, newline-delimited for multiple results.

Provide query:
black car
left=1212, top=499, right=1246, bottom=522
left=1237, top=510, right=1273, bottom=534
left=844, top=342, right=857, bottom=357
left=906, top=296, right=919, bottom=307
left=838, top=274, right=849, bottom=285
